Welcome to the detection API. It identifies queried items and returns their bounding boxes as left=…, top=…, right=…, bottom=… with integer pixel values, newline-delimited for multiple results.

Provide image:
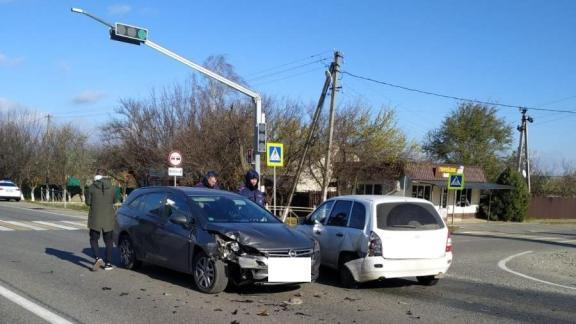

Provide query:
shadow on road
left=315, top=266, right=417, bottom=289
left=455, top=233, right=576, bottom=249
left=108, top=261, right=301, bottom=296
left=45, top=247, right=93, bottom=271
left=382, top=275, right=576, bottom=323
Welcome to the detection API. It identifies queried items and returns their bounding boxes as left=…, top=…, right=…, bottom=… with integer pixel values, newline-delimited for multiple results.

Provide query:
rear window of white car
left=376, top=202, right=444, bottom=230
left=0, top=182, right=16, bottom=187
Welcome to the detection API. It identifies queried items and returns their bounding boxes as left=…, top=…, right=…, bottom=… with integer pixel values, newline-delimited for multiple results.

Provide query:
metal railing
left=267, top=205, right=315, bottom=226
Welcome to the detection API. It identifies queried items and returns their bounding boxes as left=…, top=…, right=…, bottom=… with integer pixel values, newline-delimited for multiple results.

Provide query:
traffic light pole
left=71, top=8, right=264, bottom=177
left=144, top=40, right=263, bottom=176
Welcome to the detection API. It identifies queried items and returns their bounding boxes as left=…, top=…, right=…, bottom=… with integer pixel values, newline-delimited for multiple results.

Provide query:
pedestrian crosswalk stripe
left=33, top=221, right=79, bottom=231
left=0, top=225, right=14, bottom=231
left=60, top=221, right=87, bottom=228
left=0, top=220, right=88, bottom=231
left=0, top=221, right=47, bottom=231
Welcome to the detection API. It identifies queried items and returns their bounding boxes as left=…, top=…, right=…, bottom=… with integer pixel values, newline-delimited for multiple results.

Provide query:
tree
left=44, top=124, right=92, bottom=201
left=306, top=103, right=414, bottom=196
left=423, top=103, right=513, bottom=180
left=491, top=168, right=530, bottom=222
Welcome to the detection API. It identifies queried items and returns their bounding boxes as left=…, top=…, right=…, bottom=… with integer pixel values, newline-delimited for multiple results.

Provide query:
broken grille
left=260, top=248, right=313, bottom=257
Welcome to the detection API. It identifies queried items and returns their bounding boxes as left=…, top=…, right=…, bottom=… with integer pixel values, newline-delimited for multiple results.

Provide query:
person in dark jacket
left=238, top=170, right=264, bottom=206
left=196, top=171, right=220, bottom=189
left=85, top=169, right=116, bottom=271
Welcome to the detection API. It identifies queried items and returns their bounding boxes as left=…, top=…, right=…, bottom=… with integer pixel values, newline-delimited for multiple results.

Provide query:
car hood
left=205, top=222, right=313, bottom=250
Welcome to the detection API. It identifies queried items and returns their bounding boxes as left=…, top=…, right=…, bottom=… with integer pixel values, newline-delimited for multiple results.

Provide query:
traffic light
left=111, top=23, right=148, bottom=45
left=257, top=123, right=266, bottom=153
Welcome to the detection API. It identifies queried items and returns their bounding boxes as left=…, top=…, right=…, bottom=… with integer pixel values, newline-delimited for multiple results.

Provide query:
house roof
left=404, top=162, right=487, bottom=183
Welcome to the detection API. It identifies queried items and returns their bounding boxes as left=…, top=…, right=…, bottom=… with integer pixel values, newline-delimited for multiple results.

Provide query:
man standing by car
left=86, top=169, right=116, bottom=271
left=196, top=171, right=221, bottom=189
left=239, top=170, right=264, bottom=206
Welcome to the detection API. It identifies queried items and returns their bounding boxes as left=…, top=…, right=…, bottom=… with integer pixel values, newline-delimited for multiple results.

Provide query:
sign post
left=267, top=143, right=284, bottom=217
left=168, top=151, right=183, bottom=187
left=448, top=173, right=465, bottom=225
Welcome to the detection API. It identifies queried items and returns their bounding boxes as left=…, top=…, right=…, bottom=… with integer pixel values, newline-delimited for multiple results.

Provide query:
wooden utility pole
left=321, top=51, right=342, bottom=202
left=281, top=66, right=334, bottom=221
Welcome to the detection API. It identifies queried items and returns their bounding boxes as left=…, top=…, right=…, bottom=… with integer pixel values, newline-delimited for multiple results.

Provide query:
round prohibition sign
left=168, top=151, right=182, bottom=166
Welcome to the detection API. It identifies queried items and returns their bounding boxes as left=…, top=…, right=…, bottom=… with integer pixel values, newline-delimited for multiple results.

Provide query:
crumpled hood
left=93, top=178, right=112, bottom=190
left=205, top=222, right=313, bottom=250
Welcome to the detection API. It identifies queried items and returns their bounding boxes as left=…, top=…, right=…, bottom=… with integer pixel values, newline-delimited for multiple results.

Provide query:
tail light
left=368, top=231, right=382, bottom=256
left=445, top=231, right=453, bottom=252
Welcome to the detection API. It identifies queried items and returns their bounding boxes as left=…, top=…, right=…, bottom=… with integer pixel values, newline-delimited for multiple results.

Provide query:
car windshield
left=0, top=182, right=16, bottom=187
left=376, top=202, right=444, bottom=230
left=188, top=195, right=281, bottom=224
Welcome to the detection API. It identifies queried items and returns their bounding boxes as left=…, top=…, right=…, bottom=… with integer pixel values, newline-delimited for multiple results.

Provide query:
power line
left=247, top=58, right=329, bottom=82
left=342, top=71, right=576, bottom=114
left=252, top=66, right=325, bottom=86
left=245, top=50, right=331, bottom=78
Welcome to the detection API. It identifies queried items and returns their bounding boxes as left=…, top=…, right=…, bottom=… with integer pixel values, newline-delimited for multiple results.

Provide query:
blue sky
left=1, top=0, right=575, bottom=172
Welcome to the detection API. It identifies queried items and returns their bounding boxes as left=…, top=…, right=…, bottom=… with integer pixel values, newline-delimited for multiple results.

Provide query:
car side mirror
left=170, top=213, right=190, bottom=227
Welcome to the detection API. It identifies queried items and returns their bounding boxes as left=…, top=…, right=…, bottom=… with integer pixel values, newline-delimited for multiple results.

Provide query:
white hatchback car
left=297, top=195, right=452, bottom=287
left=0, top=181, right=22, bottom=201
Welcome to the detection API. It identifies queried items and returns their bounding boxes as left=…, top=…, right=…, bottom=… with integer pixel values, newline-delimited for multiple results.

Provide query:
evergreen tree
left=491, top=168, right=530, bottom=222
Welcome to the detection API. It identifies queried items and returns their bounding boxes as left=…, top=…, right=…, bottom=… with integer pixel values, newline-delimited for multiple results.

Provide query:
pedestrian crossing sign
left=266, top=143, right=284, bottom=167
left=448, top=173, right=465, bottom=190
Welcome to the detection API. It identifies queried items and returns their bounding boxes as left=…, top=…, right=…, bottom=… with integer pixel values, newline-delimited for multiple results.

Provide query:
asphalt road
left=0, top=201, right=575, bottom=323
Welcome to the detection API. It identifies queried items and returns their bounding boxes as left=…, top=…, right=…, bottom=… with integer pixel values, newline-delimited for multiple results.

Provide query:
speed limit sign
left=168, top=151, right=182, bottom=166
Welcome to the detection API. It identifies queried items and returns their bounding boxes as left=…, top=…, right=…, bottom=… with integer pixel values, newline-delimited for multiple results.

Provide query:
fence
left=528, top=197, right=576, bottom=219
left=267, top=205, right=315, bottom=225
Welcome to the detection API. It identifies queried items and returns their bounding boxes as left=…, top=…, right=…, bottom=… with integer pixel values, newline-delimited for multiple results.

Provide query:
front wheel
left=417, top=275, right=439, bottom=286
left=193, top=251, right=228, bottom=294
left=118, top=235, right=141, bottom=270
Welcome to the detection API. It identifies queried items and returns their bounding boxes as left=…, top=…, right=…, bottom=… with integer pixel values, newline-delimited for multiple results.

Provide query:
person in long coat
left=86, top=169, right=116, bottom=271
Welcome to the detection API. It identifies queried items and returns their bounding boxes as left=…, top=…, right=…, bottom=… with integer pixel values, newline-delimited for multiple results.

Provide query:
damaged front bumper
left=214, top=234, right=320, bottom=284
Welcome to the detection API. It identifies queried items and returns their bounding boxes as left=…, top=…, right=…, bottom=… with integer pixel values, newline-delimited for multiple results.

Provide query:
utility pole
left=321, top=51, right=342, bottom=202
left=516, top=108, right=533, bottom=192
left=45, top=114, right=51, bottom=201
left=282, top=67, right=334, bottom=221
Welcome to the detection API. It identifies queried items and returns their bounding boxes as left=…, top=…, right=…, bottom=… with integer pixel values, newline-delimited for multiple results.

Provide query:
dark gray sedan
left=114, top=187, right=320, bottom=293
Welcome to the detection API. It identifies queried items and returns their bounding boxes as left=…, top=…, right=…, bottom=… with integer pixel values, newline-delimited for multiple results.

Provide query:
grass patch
left=28, top=201, right=90, bottom=212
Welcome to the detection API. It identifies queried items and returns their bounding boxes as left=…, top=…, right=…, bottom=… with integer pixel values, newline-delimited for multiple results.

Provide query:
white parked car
left=297, top=195, right=452, bottom=287
left=0, top=181, right=22, bottom=201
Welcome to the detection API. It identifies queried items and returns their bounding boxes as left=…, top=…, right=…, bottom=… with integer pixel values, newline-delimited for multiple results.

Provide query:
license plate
left=267, top=257, right=311, bottom=283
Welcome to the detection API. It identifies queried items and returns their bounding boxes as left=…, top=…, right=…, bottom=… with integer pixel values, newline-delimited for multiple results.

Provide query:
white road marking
left=498, top=251, right=576, bottom=291
left=0, top=284, right=74, bottom=324
left=0, top=204, right=86, bottom=220
left=33, top=221, right=79, bottom=231
left=558, top=239, right=576, bottom=243
left=0, top=225, right=15, bottom=231
left=0, top=221, right=47, bottom=231
left=60, top=221, right=87, bottom=228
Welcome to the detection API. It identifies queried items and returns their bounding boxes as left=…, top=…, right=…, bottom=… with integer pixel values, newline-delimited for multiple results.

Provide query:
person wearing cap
left=86, top=169, right=117, bottom=271
left=238, top=170, right=264, bottom=206
left=196, top=171, right=221, bottom=189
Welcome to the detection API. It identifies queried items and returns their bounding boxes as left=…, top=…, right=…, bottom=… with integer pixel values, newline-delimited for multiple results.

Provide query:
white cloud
left=72, top=90, right=106, bottom=105
left=108, top=4, right=132, bottom=16
left=0, top=52, right=24, bottom=67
